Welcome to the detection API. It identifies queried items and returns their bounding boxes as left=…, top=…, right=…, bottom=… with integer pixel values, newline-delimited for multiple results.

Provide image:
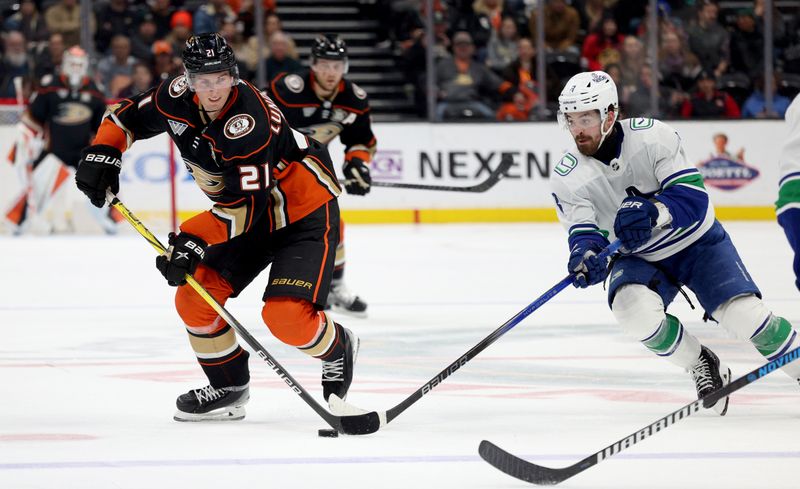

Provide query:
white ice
left=1, top=221, right=798, bottom=489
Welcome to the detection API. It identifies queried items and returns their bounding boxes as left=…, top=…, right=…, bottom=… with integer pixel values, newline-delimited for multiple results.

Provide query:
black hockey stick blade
left=479, top=345, right=800, bottom=485
left=368, top=154, right=512, bottom=193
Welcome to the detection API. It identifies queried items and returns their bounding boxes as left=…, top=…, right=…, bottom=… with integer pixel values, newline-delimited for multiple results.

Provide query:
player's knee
left=713, top=294, right=771, bottom=341
left=611, top=284, right=666, bottom=340
left=262, top=297, right=320, bottom=346
left=174, top=265, right=232, bottom=333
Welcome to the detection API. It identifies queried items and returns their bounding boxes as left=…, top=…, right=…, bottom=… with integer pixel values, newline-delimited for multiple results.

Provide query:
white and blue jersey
left=551, top=117, right=760, bottom=314
left=551, top=118, right=714, bottom=262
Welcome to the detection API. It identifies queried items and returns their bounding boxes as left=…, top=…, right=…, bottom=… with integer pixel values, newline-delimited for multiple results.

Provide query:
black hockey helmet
left=182, top=33, right=240, bottom=90
left=311, top=33, right=348, bottom=72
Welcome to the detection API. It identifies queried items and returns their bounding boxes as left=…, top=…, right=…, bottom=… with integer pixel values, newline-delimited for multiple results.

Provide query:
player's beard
left=574, top=134, right=600, bottom=156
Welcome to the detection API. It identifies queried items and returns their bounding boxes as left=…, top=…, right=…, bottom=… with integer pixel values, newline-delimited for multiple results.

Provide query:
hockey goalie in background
left=5, top=46, right=121, bottom=235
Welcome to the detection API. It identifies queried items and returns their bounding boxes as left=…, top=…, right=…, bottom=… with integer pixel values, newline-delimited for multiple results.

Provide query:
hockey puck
left=318, top=429, right=339, bottom=438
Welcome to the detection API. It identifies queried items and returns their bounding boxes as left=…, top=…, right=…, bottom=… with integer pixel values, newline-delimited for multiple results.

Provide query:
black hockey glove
left=155, top=232, right=207, bottom=287
left=342, top=157, right=371, bottom=196
left=76, top=144, right=123, bottom=208
left=614, top=196, right=659, bottom=252
left=568, top=239, right=609, bottom=288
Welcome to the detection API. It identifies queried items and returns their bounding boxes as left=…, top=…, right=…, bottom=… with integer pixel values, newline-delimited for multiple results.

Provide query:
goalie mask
left=61, top=46, right=90, bottom=89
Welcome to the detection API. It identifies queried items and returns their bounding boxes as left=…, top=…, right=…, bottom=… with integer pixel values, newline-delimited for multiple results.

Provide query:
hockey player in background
left=551, top=71, right=800, bottom=415
left=5, top=46, right=119, bottom=234
left=75, top=33, right=360, bottom=421
left=270, top=33, right=373, bottom=317
left=777, top=95, right=800, bottom=292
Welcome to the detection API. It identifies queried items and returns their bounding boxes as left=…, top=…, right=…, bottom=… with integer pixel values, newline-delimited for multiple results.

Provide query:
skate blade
left=711, top=367, right=732, bottom=416
left=173, top=404, right=247, bottom=422
left=329, top=304, right=368, bottom=319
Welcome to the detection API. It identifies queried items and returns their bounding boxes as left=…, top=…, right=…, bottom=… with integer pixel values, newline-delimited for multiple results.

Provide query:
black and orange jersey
left=24, top=75, right=106, bottom=168
left=93, top=74, right=341, bottom=245
left=269, top=71, right=377, bottom=164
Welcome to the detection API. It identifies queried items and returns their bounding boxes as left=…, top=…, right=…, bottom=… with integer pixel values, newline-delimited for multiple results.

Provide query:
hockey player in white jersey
left=777, top=95, right=800, bottom=292
left=551, top=71, right=800, bottom=415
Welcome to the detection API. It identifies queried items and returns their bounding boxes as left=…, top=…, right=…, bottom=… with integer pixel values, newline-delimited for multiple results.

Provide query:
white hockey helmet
left=558, top=71, right=619, bottom=145
left=61, top=46, right=89, bottom=89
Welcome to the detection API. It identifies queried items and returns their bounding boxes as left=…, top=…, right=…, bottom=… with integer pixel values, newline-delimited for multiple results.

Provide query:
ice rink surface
left=1, top=221, right=798, bottom=489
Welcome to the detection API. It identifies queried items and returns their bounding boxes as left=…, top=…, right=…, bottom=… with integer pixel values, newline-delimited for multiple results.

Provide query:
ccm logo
left=85, top=153, right=121, bottom=168
left=620, top=201, right=643, bottom=209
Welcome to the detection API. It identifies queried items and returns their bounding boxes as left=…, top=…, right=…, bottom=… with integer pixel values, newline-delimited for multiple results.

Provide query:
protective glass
left=558, top=111, right=602, bottom=134
left=187, top=72, right=236, bottom=92
left=312, top=59, right=347, bottom=75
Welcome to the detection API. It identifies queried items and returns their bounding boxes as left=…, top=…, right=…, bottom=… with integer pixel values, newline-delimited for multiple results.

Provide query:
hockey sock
left=641, top=314, right=702, bottom=369
left=298, top=311, right=345, bottom=360
left=750, top=315, right=800, bottom=379
left=187, top=324, right=250, bottom=388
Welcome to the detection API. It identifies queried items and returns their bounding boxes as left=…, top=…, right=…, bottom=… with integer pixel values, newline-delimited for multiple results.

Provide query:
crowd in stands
left=0, top=0, right=298, bottom=101
left=0, top=0, right=799, bottom=122
left=388, top=0, right=800, bottom=120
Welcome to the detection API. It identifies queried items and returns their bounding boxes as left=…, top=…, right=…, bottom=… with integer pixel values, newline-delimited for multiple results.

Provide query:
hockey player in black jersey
left=75, top=33, right=360, bottom=421
left=270, top=33, right=374, bottom=317
left=5, top=46, right=119, bottom=234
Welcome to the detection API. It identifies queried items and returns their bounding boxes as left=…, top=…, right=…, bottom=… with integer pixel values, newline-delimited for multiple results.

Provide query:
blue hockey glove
left=568, top=241, right=609, bottom=288
left=613, top=196, right=659, bottom=252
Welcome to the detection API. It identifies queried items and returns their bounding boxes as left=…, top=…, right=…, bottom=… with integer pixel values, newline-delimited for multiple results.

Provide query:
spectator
left=152, top=40, right=181, bottom=82
left=711, top=133, right=744, bottom=160
left=44, top=0, right=95, bottom=49
left=219, top=19, right=253, bottom=80
left=451, top=0, right=508, bottom=59
left=613, top=0, right=648, bottom=34
left=686, top=0, right=729, bottom=78
left=130, top=15, right=159, bottom=63
left=95, top=0, right=141, bottom=54
left=581, top=14, right=624, bottom=71
left=486, top=15, right=519, bottom=72
left=741, top=75, right=792, bottom=119
left=118, top=62, right=155, bottom=98
left=264, top=31, right=302, bottom=84
left=96, top=35, right=136, bottom=97
left=501, top=37, right=560, bottom=105
left=399, top=10, right=452, bottom=117
left=658, top=29, right=701, bottom=92
left=236, top=0, right=277, bottom=39
left=149, top=0, right=175, bottom=39
left=529, top=0, right=580, bottom=53
left=241, top=13, right=296, bottom=74
left=574, top=0, right=607, bottom=35
left=680, top=70, right=740, bottom=118
left=194, top=0, right=237, bottom=35
left=619, top=35, right=645, bottom=89
left=729, top=8, right=762, bottom=79
left=624, top=63, right=685, bottom=118
left=0, top=30, right=33, bottom=99
left=165, top=11, right=193, bottom=56
left=32, top=32, right=65, bottom=81
left=3, top=0, right=50, bottom=46
left=435, top=31, right=508, bottom=120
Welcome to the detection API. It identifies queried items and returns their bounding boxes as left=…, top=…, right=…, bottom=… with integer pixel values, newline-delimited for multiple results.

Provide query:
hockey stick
left=479, top=344, right=800, bottom=485
left=106, top=191, right=381, bottom=435
left=348, top=154, right=513, bottom=193
left=330, top=240, right=623, bottom=427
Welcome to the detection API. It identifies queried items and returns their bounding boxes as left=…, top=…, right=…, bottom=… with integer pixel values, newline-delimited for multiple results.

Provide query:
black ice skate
left=689, top=346, right=731, bottom=416
left=174, top=384, right=249, bottom=422
left=322, top=327, right=360, bottom=402
left=326, top=282, right=368, bottom=317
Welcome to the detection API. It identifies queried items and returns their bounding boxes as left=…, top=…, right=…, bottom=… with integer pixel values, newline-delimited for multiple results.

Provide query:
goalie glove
left=155, top=232, right=207, bottom=287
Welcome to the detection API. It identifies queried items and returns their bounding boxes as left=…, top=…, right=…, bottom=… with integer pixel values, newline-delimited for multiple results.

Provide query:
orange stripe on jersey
left=5, top=194, right=27, bottom=225
left=270, top=73, right=317, bottom=108
left=201, top=83, right=273, bottom=162
left=93, top=118, right=129, bottom=152
left=333, top=104, right=369, bottom=115
left=179, top=210, right=231, bottom=245
left=313, top=202, right=332, bottom=303
left=155, top=81, right=196, bottom=128
left=273, top=161, right=337, bottom=225
left=345, top=150, right=371, bottom=163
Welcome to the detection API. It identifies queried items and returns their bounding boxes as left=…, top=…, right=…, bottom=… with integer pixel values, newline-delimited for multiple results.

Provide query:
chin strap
left=597, top=111, right=618, bottom=149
